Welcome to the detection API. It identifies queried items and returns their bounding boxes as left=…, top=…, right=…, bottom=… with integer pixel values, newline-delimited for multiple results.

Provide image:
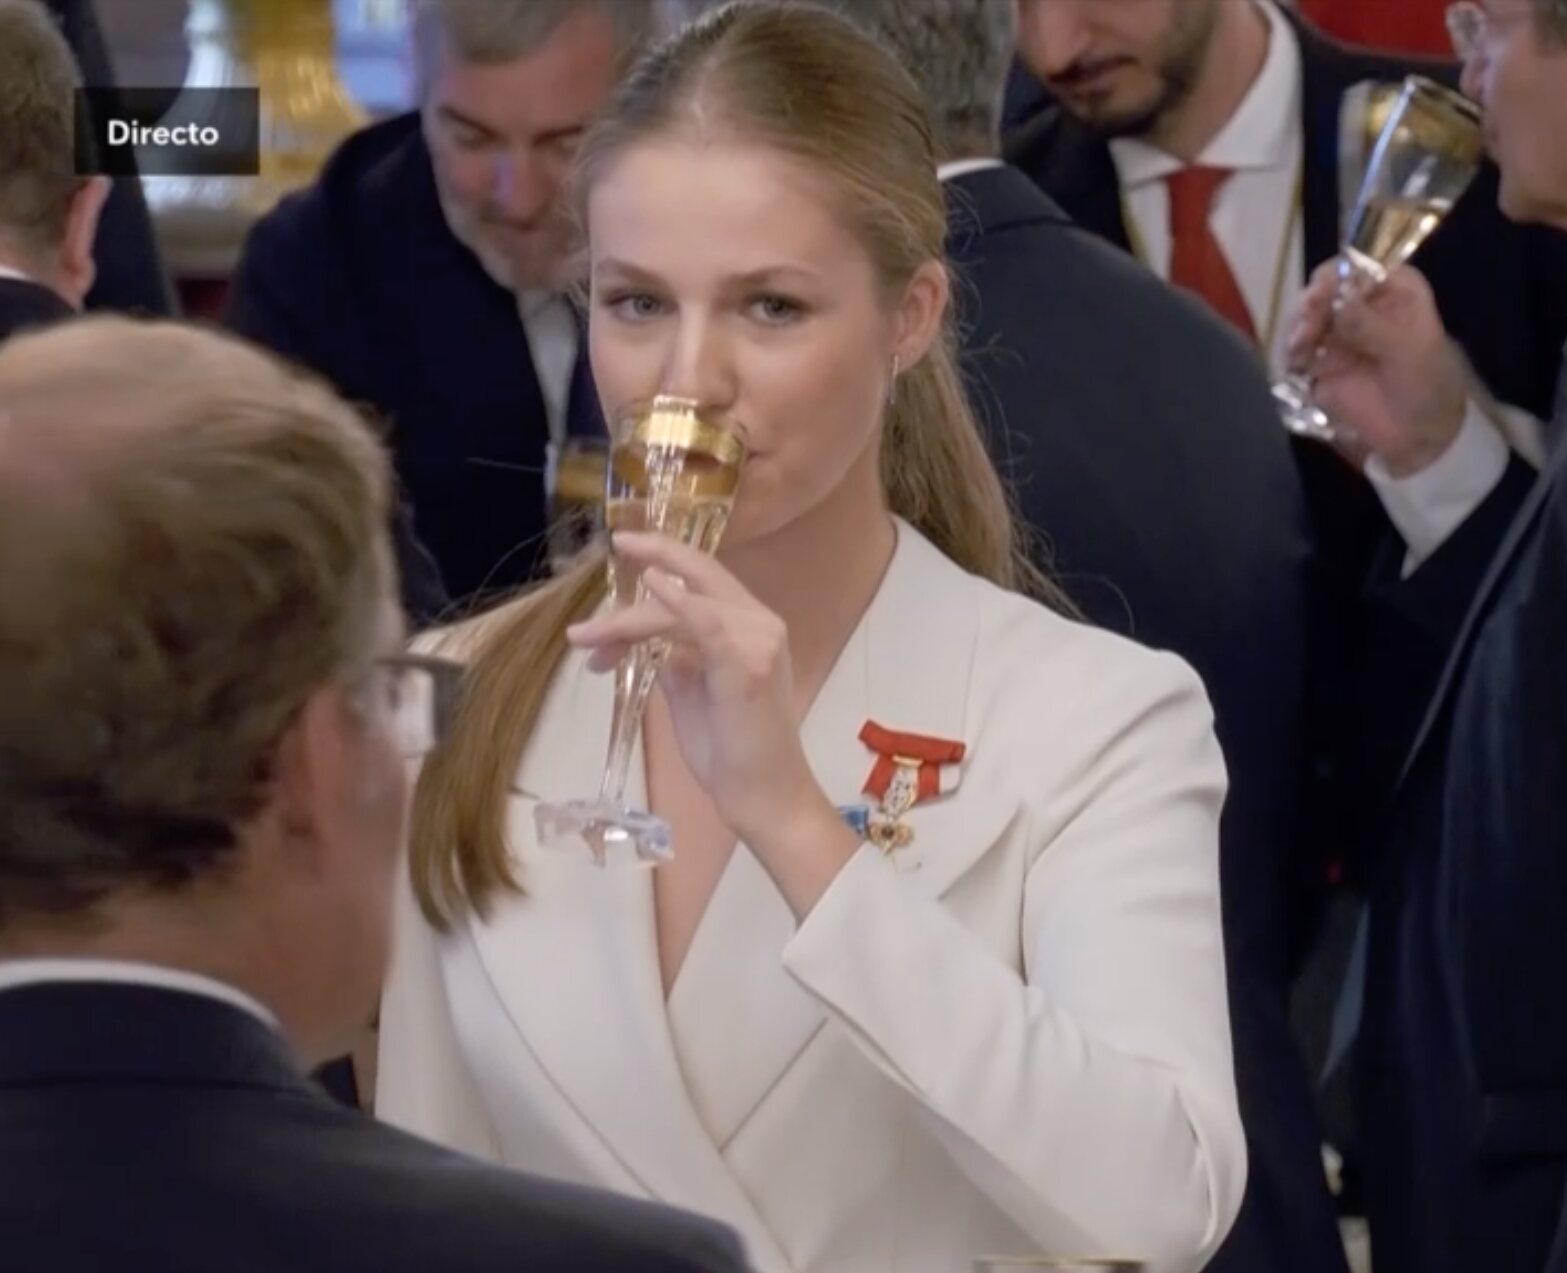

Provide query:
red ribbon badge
left=858, top=721, right=966, bottom=806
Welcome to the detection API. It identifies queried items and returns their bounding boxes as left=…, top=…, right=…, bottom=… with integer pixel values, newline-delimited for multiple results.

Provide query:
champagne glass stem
left=597, top=640, right=663, bottom=805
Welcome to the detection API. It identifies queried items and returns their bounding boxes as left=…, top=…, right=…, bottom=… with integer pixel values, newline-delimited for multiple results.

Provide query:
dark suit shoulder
left=0, top=278, right=75, bottom=342
left=0, top=1073, right=747, bottom=1273
left=333, top=1112, right=749, bottom=1272
left=237, top=113, right=422, bottom=274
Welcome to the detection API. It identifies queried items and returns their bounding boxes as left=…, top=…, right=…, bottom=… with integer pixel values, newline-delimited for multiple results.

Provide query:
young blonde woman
left=377, top=6, right=1246, bottom=1271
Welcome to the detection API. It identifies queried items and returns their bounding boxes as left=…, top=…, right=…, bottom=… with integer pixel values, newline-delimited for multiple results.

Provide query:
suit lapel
left=462, top=526, right=1017, bottom=1246
left=664, top=524, right=1021, bottom=1151
left=463, top=653, right=792, bottom=1269
left=1294, top=16, right=1355, bottom=271
left=1397, top=439, right=1567, bottom=791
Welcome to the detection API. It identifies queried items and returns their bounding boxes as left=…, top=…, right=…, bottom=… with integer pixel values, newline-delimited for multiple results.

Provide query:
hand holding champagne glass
left=1273, top=75, right=1484, bottom=443
left=534, top=396, right=747, bottom=868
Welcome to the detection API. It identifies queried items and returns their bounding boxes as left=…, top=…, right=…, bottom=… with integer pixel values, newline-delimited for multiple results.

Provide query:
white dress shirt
left=936, top=157, right=1006, bottom=182
left=1109, top=0, right=1304, bottom=375
left=0, top=263, right=36, bottom=284
left=518, top=290, right=579, bottom=452
left=0, top=958, right=279, bottom=1029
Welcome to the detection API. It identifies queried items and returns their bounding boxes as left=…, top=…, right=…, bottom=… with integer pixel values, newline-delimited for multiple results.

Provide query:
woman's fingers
left=609, top=531, right=751, bottom=603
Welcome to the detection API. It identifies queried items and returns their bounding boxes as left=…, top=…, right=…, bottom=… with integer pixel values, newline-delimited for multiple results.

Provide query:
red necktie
left=1166, top=166, right=1257, bottom=343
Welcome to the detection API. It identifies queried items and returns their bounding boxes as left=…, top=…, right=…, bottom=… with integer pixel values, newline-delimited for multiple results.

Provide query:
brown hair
left=411, top=0, right=1061, bottom=928
left=0, top=317, right=394, bottom=925
left=0, top=0, right=84, bottom=259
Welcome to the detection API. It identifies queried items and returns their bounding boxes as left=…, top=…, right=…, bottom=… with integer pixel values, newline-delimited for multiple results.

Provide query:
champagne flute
left=1272, top=74, right=1484, bottom=442
left=534, top=396, right=748, bottom=868
left=545, top=436, right=610, bottom=575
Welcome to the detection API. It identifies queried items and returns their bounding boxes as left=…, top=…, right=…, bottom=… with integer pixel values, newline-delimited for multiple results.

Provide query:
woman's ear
left=890, top=259, right=951, bottom=372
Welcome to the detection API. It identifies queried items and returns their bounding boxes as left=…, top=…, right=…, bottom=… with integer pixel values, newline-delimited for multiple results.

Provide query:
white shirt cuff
left=1365, top=401, right=1511, bottom=577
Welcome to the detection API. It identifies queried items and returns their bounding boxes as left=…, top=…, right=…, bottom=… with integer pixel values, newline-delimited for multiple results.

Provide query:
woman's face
left=585, top=138, right=942, bottom=546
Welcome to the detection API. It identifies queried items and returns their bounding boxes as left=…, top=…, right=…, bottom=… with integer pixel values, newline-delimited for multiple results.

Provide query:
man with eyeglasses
left=0, top=317, right=749, bottom=1273
left=1285, top=3, right=1567, bottom=1271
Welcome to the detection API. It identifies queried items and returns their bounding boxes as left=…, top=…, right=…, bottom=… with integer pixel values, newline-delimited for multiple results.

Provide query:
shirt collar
left=0, top=263, right=37, bottom=285
left=937, top=157, right=1006, bottom=182
left=0, top=958, right=280, bottom=1030
left=1109, top=0, right=1301, bottom=189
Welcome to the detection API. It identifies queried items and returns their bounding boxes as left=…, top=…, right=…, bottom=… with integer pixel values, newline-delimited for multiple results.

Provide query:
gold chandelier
left=144, top=0, right=375, bottom=275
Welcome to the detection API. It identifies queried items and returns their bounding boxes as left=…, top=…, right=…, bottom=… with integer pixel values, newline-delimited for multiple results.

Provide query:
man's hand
left=1286, top=261, right=1471, bottom=477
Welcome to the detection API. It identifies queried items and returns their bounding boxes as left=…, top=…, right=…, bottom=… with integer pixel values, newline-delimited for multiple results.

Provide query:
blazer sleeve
left=780, top=651, right=1246, bottom=1273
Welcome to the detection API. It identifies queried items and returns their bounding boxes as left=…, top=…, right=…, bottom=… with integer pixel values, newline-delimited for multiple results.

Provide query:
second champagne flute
left=534, top=395, right=748, bottom=868
left=1272, top=74, right=1484, bottom=443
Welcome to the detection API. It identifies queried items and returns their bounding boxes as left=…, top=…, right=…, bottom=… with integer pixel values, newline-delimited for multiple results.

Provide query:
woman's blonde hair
left=411, top=0, right=1061, bottom=928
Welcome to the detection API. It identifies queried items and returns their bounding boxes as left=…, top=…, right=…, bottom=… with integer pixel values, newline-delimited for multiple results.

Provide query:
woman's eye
left=606, top=293, right=667, bottom=322
left=749, top=295, right=805, bottom=325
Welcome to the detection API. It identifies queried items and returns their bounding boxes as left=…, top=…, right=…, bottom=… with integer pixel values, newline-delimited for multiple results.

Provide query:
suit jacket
left=0, top=274, right=448, bottom=632
left=44, top=0, right=176, bottom=316
left=1357, top=350, right=1567, bottom=1273
left=0, top=982, right=749, bottom=1273
left=945, top=163, right=1346, bottom=1273
left=226, top=113, right=604, bottom=606
left=379, top=522, right=1248, bottom=1273
left=1005, top=8, right=1567, bottom=888
left=0, top=277, right=73, bottom=338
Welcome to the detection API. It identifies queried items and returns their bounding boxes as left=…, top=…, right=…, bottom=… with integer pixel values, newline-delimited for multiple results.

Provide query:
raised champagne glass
left=1272, top=74, right=1484, bottom=442
left=534, top=396, right=747, bottom=867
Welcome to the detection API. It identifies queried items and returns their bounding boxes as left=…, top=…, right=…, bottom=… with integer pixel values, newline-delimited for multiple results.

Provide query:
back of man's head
left=0, top=318, right=405, bottom=1062
left=0, top=0, right=109, bottom=306
left=808, top=0, right=1018, bottom=164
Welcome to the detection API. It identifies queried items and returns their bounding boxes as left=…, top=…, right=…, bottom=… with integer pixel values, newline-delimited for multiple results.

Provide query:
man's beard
left=437, top=185, right=575, bottom=293
left=1069, top=2, right=1220, bottom=142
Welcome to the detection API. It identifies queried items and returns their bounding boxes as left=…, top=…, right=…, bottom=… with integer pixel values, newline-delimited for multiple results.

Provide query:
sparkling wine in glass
left=533, top=396, right=747, bottom=867
left=1273, top=74, right=1484, bottom=443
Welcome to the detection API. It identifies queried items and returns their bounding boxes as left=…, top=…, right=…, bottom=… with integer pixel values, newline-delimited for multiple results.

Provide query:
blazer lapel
left=664, top=524, right=1022, bottom=1150
left=1295, top=17, right=1354, bottom=271
left=463, top=653, right=793, bottom=1270
left=1397, top=441, right=1567, bottom=792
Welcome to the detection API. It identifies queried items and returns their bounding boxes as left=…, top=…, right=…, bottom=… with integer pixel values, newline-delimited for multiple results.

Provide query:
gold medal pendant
left=856, top=724, right=967, bottom=872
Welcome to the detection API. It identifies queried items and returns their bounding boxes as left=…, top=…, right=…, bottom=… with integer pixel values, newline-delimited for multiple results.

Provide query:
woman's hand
left=566, top=531, right=839, bottom=854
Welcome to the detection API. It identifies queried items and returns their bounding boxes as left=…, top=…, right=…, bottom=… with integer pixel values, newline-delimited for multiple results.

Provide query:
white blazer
left=378, top=522, right=1246, bottom=1273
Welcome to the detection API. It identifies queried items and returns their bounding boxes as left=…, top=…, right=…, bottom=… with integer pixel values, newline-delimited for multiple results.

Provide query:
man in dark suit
left=0, top=0, right=447, bottom=631
left=1285, top=2, right=1567, bottom=1269
left=1005, top=0, right=1567, bottom=828
left=0, top=314, right=750, bottom=1273
left=228, top=0, right=651, bottom=605
left=816, top=3, right=1346, bottom=1272
left=43, top=0, right=176, bottom=316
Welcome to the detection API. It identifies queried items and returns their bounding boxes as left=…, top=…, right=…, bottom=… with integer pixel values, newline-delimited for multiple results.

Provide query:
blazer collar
left=944, top=163, right=1074, bottom=263
left=462, top=521, right=1019, bottom=1258
left=0, top=982, right=308, bottom=1094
